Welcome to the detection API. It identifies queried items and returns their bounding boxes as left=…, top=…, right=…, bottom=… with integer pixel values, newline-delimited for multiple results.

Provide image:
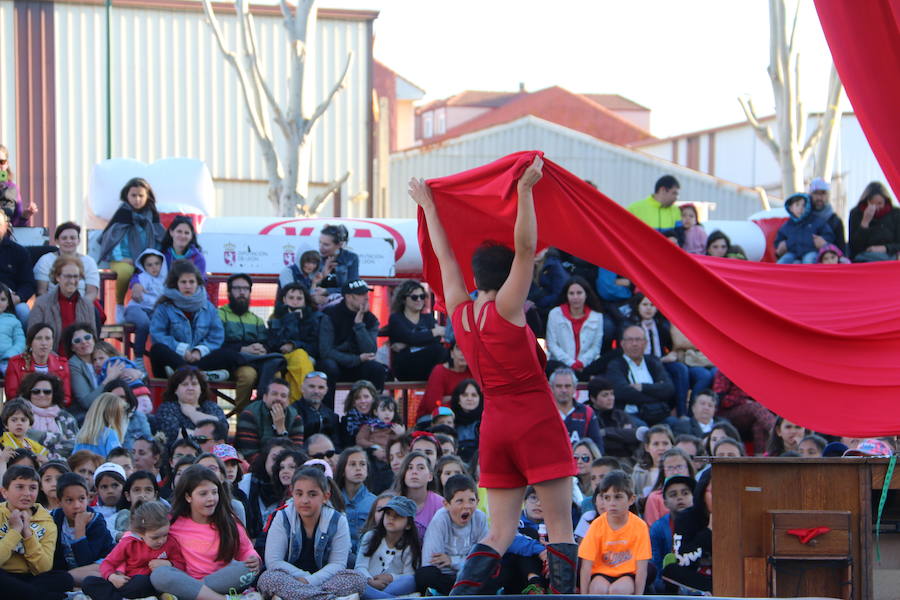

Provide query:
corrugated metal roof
left=388, top=115, right=764, bottom=221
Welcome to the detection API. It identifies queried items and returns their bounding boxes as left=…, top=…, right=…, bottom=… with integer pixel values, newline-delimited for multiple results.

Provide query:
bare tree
left=739, top=0, right=843, bottom=198
left=201, top=0, right=352, bottom=216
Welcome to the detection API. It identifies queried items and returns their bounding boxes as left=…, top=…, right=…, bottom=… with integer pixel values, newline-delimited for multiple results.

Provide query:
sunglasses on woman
left=311, top=450, right=336, bottom=459
left=407, top=293, right=427, bottom=301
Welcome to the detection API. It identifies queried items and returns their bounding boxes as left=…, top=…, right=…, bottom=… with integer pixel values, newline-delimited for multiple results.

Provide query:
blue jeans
left=688, top=366, right=716, bottom=399
left=777, top=251, right=817, bottom=264
left=363, top=574, right=417, bottom=599
left=663, top=361, right=689, bottom=416
left=123, top=305, right=152, bottom=357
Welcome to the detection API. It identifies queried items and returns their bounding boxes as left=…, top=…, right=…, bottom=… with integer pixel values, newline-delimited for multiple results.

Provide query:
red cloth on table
left=815, top=0, right=900, bottom=195
left=418, top=151, right=900, bottom=437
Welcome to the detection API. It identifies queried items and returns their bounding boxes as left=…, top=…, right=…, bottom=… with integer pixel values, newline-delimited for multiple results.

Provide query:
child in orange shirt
left=578, top=470, right=650, bottom=594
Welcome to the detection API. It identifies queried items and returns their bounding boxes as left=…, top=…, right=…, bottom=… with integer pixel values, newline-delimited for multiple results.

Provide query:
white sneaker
left=204, top=369, right=230, bottom=382
left=335, top=594, right=360, bottom=600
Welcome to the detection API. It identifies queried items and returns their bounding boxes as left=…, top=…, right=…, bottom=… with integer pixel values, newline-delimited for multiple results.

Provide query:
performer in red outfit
left=410, top=156, right=578, bottom=594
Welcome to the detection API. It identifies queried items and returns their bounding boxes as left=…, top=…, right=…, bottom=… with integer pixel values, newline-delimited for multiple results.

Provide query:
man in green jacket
left=235, top=378, right=304, bottom=462
left=628, top=175, right=681, bottom=230
left=218, top=273, right=282, bottom=411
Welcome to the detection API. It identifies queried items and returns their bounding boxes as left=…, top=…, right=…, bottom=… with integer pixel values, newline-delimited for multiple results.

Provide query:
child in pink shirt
left=148, top=465, right=261, bottom=600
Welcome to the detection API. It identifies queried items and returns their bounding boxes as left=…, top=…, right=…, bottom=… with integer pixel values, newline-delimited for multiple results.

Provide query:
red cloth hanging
left=787, top=527, right=831, bottom=545
left=418, top=151, right=900, bottom=438
left=814, top=0, right=900, bottom=196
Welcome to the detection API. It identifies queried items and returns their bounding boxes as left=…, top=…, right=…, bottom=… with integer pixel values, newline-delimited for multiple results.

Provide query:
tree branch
left=303, top=171, right=351, bottom=216
left=738, top=96, right=780, bottom=157
left=302, top=51, right=353, bottom=138
left=241, top=8, right=290, bottom=138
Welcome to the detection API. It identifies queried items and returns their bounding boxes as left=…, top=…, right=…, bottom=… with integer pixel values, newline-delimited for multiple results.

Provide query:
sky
left=320, top=0, right=840, bottom=138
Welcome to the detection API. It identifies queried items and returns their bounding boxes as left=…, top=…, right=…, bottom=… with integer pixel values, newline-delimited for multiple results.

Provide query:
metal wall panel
left=52, top=2, right=370, bottom=224
left=0, top=1, right=16, bottom=165
left=388, top=116, right=764, bottom=221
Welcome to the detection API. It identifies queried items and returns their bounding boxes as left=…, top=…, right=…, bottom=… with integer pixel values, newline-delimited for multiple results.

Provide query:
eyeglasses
left=311, top=450, right=336, bottom=459
left=30, top=388, right=53, bottom=396
left=72, top=333, right=93, bottom=344
left=407, top=293, right=427, bottom=301
left=304, top=371, right=328, bottom=380
left=574, top=454, right=593, bottom=462
left=192, top=436, right=211, bottom=444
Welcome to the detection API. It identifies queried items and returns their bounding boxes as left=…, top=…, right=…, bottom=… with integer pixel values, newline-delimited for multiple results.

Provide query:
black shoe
left=449, top=543, right=502, bottom=596
left=547, top=542, right=578, bottom=594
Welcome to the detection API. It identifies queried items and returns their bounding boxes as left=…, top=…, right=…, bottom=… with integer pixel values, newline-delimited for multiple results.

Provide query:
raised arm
left=495, top=156, right=543, bottom=324
left=410, top=178, right=469, bottom=315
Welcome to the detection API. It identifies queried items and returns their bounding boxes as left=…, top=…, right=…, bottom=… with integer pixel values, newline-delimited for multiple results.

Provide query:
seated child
left=817, top=243, right=850, bottom=264
left=415, top=474, right=488, bottom=595
left=114, top=470, right=161, bottom=541
left=580, top=457, right=621, bottom=514
left=578, top=470, right=651, bottom=595
left=92, top=342, right=152, bottom=415
left=0, top=465, right=74, bottom=598
left=1, top=399, right=49, bottom=459
left=356, top=396, right=406, bottom=464
left=50, top=472, right=115, bottom=586
left=649, top=475, right=694, bottom=593
left=67, top=450, right=103, bottom=503
left=0, top=282, right=24, bottom=375
left=81, top=500, right=186, bottom=600
left=501, top=486, right=551, bottom=594
left=775, top=193, right=834, bottom=264
left=38, top=460, right=71, bottom=511
left=93, top=462, right=127, bottom=539
left=678, top=204, right=708, bottom=255
left=123, top=249, right=167, bottom=366
left=355, top=495, right=421, bottom=599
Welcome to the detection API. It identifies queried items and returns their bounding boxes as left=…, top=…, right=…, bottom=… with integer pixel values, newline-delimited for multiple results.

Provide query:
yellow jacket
left=0, top=432, right=48, bottom=457
left=627, top=195, right=681, bottom=230
left=0, top=502, right=56, bottom=574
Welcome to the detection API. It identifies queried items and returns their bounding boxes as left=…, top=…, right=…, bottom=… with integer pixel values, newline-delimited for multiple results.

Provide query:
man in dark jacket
left=319, top=279, right=387, bottom=395
left=550, top=367, right=604, bottom=452
left=0, top=211, right=35, bottom=324
left=809, top=178, right=846, bottom=254
left=587, top=376, right=642, bottom=459
left=295, top=371, right=339, bottom=443
left=605, top=325, right=675, bottom=425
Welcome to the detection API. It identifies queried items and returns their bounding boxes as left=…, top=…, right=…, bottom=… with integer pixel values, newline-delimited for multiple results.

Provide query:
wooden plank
left=712, top=462, right=744, bottom=596
left=743, top=556, right=768, bottom=597
left=860, top=465, right=873, bottom=600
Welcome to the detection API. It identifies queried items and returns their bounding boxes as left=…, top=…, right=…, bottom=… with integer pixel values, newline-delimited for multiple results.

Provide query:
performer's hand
left=517, top=156, right=544, bottom=191
left=408, top=177, right=436, bottom=210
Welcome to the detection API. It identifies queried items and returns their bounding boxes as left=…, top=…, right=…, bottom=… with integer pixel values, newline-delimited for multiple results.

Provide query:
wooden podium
left=711, top=457, right=896, bottom=600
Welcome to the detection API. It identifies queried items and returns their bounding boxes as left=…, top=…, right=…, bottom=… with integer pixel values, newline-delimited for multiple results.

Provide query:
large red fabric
left=815, top=0, right=900, bottom=196
left=418, top=151, right=900, bottom=437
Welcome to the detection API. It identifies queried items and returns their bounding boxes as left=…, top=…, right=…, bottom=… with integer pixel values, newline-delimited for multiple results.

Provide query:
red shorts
left=478, top=390, right=577, bottom=489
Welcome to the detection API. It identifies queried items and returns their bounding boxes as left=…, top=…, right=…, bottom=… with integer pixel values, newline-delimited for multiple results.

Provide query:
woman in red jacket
left=5, top=322, right=72, bottom=406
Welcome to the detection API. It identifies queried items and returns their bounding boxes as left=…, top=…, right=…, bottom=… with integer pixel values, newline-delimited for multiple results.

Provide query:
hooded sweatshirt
left=0, top=501, right=56, bottom=574
left=128, top=248, right=168, bottom=311
left=775, top=194, right=834, bottom=256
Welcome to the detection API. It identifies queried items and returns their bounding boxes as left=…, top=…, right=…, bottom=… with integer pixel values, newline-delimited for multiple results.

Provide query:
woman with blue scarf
left=147, top=260, right=240, bottom=380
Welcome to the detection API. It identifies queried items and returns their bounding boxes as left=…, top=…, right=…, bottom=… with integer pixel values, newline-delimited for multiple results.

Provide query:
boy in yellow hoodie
left=0, top=465, right=73, bottom=598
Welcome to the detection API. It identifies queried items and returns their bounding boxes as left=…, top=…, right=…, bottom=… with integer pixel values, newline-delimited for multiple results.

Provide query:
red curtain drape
left=814, top=0, right=900, bottom=195
left=418, top=151, right=900, bottom=437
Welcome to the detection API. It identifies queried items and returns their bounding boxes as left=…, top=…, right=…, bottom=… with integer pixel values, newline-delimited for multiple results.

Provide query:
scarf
left=344, top=409, right=371, bottom=436
left=162, top=286, right=208, bottom=313
left=29, top=401, right=60, bottom=433
left=364, top=416, right=393, bottom=431
left=98, top=202, right=164, bottom=261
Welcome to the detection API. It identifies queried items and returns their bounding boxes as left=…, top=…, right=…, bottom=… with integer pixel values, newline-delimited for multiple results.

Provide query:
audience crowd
left=0, top=164, right=893, bottom=600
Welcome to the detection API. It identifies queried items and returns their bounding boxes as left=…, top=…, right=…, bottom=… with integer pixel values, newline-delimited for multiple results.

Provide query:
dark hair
left=800, top=434, right=828, bottom=455
left=857, top=181, right=894, bottom=211
left=364, top=495, right=422, bottom=569
left=161, top=215, right=201, bottom=253
left=2, top=398, right=33, bottom=425
left=171, top=465, right=240, bottom=562
left=132, top=435, right=163, bottom=470
left=56, top=472, right=90, bottom=500
left=335, top=446, right=368, bottom=493
left=766, top=416, right=805, bottom=457
left=321, top=224, right=349, bottom=245
left=118, top=177, right=159, bottom=220
left=650, top=447, right=696, bottom=492
left=705, top=230, right=732, bottom=255
left=267, top=378, right=291, bottom=395
left=106, top=447, right=132, bottom=463
left=433, top=455, right=468, bottom=497
left=408, top=434, right=443, bottom=463
left=654, top=175, right=680, bottom=193
left=121, top=470, right=160, bottom=510
left=169, top=437, right=201, bottom=458
left=628, top=292, right=665, bottom=330
left=587, top=376, right=614, bottom=398
left=390, top=280, right=427, bottom=314
left=163, top=259, right=204, bottom=292
left=704, top=422, right=742, bottom=455
left=675, top=434, right=703, bottom=456
left=442, top=473, right=477, bottom=502
left=679, top=203, right=699, bottom=221
left=449, top=379, right=482, bottom=420
left=10, top=448, right=40, bottom=470
left=347, top=381, right=379, bottom=416
left=638, top=424, right=675, bottom=469
left=54, top=221, right=81, bottom=240
left=557, top=276, right=603, bottom=312
left=194, top=418, right=228, bottom=443
left=37, top=460, right=70, bottom=507
left=471, top=242, right=514, bottom=292
left=690, top=389, right=718, bottom=411
left=25, top=321, right=54, bottom=349
left=713, top=437, right=745, bottom=456
left=372, top=396, right=400, bottom=424
left=17, top=372, right=65, bottom=408
left=163, top=367, right=210, bottom=406
left=299, top=250, right=321, bottom=267
left=226, top=273, right=252, bottom=292
left=251, top=437, right=296, bottom=481
left=272, top=449, right=308, bottom=500
left=0, top=282, right=15, bottom=314
left=102, top=379, right=139, bottom=414
left=392, top=451, right=432, bottom=497
left=61, top=322, right=96, bottom=359
left=3, top=465, right=39, bottom=488
left=171, top=455, right=197, bottom=484
left=592, top=456, right=621, bottom=470
left=598, top=469, right=634, bottom=496
left=275, top=282, right=312, bottom=310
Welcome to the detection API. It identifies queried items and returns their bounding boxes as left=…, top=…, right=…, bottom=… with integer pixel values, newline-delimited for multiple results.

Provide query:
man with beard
left=809, top=177, right=846, bottom=254
left=217, top=273, right=283, bottom=411
left=319, top=279, right=387, bottom=396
